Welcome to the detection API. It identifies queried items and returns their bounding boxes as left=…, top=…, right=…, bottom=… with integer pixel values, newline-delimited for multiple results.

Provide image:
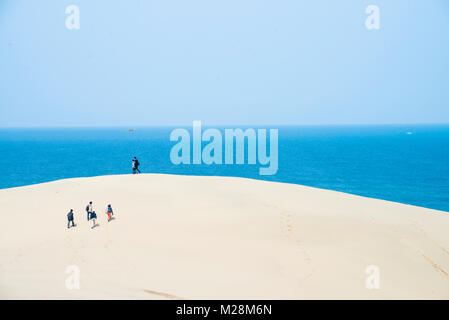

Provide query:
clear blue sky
left=1, top=0, right=448, bottom=127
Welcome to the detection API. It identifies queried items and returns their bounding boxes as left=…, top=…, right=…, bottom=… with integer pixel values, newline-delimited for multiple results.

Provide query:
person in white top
left=85, top=201, right=93, bottom=221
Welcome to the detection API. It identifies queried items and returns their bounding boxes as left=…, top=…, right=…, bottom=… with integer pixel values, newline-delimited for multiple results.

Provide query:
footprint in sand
left=409, top=219, right=449, bottom=256
left=398, top=231, right=449, bottom=280
left=278, top=210, right=314, bottom=282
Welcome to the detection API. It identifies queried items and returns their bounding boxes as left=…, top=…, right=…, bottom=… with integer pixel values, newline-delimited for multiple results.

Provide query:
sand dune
left=0, top=174, right=448, bottom=299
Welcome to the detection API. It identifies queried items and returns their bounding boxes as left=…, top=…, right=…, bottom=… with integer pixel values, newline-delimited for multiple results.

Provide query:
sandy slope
left=0, top=174, right=448, bottom=299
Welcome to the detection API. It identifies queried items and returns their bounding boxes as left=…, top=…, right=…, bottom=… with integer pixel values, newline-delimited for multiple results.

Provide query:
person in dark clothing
left=90, top=211, right=97, bottom=229
left=132, top=157, right=141, bottom=174
left=67, top=209, right=75, bottom=228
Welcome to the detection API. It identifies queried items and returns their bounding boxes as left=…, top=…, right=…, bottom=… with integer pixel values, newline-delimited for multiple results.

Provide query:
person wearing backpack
left=86, top=201, right=93, bottom=221
left=67, top=209, right=75, bottom=228
left=90, top=211, right=97, bottom=229
left=106, top=204, right=113, bottom=222
left=132, top=157, right=141, bottom=174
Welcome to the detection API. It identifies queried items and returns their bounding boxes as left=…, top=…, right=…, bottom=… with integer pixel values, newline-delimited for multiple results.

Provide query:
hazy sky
left=1, top=0, right=448, bottom=127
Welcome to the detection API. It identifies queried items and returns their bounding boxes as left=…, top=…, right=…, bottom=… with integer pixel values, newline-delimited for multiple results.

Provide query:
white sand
left=0, top=174, right=448, bottom=299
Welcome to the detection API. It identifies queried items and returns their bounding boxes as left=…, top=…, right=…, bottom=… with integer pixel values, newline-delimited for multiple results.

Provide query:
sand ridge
left=0, top=174, right=448, bottom=299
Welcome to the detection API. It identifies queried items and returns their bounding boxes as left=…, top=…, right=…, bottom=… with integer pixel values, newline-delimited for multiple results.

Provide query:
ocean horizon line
left=1, top=122, right=449, bottom=130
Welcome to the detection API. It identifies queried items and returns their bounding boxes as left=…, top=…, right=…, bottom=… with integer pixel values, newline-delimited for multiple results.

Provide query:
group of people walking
left=67, top=202, right=114, bottom=229
left=66, top=157, right=141, bottom=229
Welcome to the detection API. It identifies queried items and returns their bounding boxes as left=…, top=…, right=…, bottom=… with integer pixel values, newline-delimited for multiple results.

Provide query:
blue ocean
left=0, top=125, right=448, bottom=212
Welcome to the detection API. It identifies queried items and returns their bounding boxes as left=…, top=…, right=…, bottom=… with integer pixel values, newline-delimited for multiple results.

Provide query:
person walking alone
left=132, top=157, right=141, bottom=174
